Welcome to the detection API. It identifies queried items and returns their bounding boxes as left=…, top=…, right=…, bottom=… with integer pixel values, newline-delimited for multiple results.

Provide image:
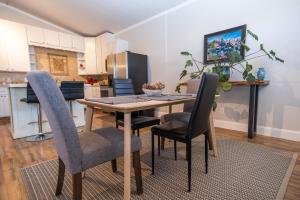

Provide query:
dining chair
left=113, top=79, right=160, bottom=136
left=27, top=71, right=143, bottom=200
left=160, top=79, right=201, bottom=159
left=151, top=72, right=218, bottom=192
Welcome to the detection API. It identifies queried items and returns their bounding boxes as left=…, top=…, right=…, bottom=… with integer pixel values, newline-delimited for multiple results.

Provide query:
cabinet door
left=9, top=87, right=39, bottom=138
left=59, top=32, right=72, bottom=49
left=44, top=29, right=60, bottom=47
left=72, top=35, right=85, bottom=52
left=26, top=25, right=44, bottom=44
left=0, top=19, right=9, bottom=71
left=95, top=37, right=102, bottom=73
left=4, top=20, right=30, bottom=72
left=84, top=37, right=98, bottom=74
left=96, top=33, right=114, bottom=73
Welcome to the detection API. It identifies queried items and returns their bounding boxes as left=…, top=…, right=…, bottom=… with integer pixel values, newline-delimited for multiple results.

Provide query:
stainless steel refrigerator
left=106, top=51, right=148, bottom=94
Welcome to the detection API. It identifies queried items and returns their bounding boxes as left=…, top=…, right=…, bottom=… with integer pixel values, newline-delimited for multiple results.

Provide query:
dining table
left=77, top=94, right=218, bottom=200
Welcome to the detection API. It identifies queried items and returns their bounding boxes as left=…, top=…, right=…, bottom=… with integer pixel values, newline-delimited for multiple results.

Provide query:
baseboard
left=215, top=119, right=300, bottom=142
left=156, top=110, right=300, bottom=142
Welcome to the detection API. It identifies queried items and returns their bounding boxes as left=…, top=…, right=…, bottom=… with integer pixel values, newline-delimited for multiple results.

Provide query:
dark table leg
left=253, top=85, right=259, bottom=132
left=248, top=85, right=259, bottom=138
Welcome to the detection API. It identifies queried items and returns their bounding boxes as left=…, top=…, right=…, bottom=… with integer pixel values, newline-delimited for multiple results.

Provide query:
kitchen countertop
left=8, top=83, right=103, bottom=88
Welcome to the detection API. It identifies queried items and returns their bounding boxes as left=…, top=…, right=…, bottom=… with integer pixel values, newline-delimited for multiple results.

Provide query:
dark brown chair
left=113, top=79, right=160, bottom=136
left=151, top=72, right=218, bottom=192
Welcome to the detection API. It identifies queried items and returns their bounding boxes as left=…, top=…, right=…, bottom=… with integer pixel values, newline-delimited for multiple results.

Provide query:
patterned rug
left=20, top=138, right=297, bottom=200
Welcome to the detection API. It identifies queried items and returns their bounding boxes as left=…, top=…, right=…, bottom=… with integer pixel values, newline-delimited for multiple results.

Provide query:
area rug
left=20, top=138, right=297, bottom=200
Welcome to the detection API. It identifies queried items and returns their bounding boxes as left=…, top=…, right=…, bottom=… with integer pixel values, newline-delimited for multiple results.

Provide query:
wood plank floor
left=0, top=112, right=299, bottom=200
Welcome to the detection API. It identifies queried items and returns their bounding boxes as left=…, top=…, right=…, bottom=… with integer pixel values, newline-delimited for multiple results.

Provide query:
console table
left=229, top=80, right=269, bottom=138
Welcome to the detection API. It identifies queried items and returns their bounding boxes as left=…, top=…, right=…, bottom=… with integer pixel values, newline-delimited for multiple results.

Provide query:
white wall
left=117, top=0, right=300, bottom=141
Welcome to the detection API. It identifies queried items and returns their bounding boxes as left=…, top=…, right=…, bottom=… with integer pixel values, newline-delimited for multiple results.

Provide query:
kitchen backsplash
left=34, top=47, right=85, bottom=82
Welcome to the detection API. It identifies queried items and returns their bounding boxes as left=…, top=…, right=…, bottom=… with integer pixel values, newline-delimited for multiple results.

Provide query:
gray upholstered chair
left=26, top=71, right=143, bottom=200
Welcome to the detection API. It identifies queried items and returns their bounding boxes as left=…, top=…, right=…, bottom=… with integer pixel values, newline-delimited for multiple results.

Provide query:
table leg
left=84, top=106, right=94, bottom=132
left=253, top=85, right=259, bottom=132
left=124, top=112, right=131, bottom=200
left=208, top=111, right=217, bottom=157
left=248, top=85, right=258, bottom=138
left=161, top=105, right=173, bottom=149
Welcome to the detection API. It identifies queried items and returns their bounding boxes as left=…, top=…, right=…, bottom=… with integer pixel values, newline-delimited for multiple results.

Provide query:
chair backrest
left=25, top=83, right=39, bottom=103
left=112, top=79, right=135, bottom=96
left=60, top=81, right=84, bottom=100
left=27, top=71, right=82, bottom=174
left=187, top=73, right=218, bottom=138
left=183, top=79, right=201, bottom=112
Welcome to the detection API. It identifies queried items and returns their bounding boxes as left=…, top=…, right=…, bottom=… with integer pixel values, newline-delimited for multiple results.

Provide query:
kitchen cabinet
left=0, top=20, right=9, bottom=71
left=8, top=84, right=85, bottom=139
left=1, top=19, right=30, bottom=72
left=97, top=33, right=114, bottom=73
left=80, top=37, right=98, bottom=75
left=84, top=85, right=101, bottom=99
left=59, top=32, right=73, bottom=49
left=44, top=29, right=60, bottom=47
left=113, top=38, right=129, bottom=53
left=72, top=35, right=85, bottom=52
left=0, top=87, right=10, bottom=117
left=26, top=25, right=44, bottom=44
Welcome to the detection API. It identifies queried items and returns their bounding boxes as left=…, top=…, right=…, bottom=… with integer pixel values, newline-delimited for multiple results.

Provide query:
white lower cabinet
left=9, top=85, right=85, bottom=139
left=0, top=87, right=10, bottom=117
left=84, top=85, right=101, bottom=99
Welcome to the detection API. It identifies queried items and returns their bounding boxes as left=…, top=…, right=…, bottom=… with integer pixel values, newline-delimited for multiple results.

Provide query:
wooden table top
left=228, top=80, right=270, bottom=86
left=180, top=80, right=269, bottom=86
left=78, top=97, right=196, bottom=113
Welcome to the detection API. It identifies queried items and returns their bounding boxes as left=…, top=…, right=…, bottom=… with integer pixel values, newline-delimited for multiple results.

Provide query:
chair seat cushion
left=151, top=121, right=188, bottom=141
left=160, top=112, right=191, bottom=124
left=117, top=116, right=160, bottom=130
left=80, top=127, right=141, bottom=170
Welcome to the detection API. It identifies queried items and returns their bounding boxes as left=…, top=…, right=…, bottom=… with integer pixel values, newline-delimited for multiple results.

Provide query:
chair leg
left=111, top=159, right=117, bottom=172
left=157, top=135, right=160, bottom=156
left=174, top=140, right=177, bottom=160
left=137, top=129, right=140, bottom=137
left=55, top=157, right=65, bottom=196
left=205, top=133, right=208, bottom=174
left=72, top=172, right=82, bottom=200
left=161, top=137, right=165, bottom=150
left=187, top=140, right=192, bottom=192
left=151, top=133, right=155, bottom=175
left=133, top=151, right=143, bottom=195
left=186, top=143, right=188, bottom=161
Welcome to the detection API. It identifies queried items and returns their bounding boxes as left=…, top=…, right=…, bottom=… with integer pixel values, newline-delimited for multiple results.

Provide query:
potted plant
left=176, top=29, right=284, bottom=109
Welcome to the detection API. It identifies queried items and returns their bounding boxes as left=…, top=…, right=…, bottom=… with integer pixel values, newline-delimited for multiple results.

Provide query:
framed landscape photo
left=203, top=24, right=247, bottom=64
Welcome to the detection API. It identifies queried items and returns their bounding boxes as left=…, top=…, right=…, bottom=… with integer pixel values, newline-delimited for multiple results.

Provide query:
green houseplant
left=176, top=30, right=284, bottom=97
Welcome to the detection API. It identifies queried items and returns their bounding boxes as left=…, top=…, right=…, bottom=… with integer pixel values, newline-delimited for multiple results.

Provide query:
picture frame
left=48, top=54, right=69, bottom=76
left=203, top=24, right=247, bottom=64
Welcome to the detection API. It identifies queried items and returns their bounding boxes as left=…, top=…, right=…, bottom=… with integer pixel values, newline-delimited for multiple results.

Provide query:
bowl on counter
left=142, top=89, right=162, bottom=97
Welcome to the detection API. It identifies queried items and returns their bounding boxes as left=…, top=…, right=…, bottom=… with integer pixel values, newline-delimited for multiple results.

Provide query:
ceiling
left=0, top=0, right=187, bottom=36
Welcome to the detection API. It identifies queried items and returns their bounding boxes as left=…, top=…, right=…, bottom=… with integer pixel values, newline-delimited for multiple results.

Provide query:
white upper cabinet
left=26, top=26, right=44, bottom=44
left=96, top=32, right=114, bottom=73
left=113, top=39, right=129, bottom=53
left=59, top=32, right=73, bottom=49
left=44, top=29, right=60, bottom=47
left=2, top=20, right=30, bottom=72
left=72, top=35, right=85, bottom=52
left=82, top=37, right=98, bottom=75
left=0, top=20, right=9, bottom=71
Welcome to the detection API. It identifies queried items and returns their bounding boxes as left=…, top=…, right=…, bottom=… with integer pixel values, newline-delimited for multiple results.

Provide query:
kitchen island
left=8, top=83, right=85, bottom=139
